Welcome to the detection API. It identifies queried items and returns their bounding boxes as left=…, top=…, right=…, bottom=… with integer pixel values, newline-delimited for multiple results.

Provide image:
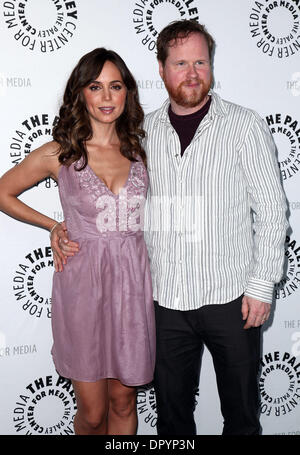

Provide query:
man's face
left=159, top=33, right=212, bottom=115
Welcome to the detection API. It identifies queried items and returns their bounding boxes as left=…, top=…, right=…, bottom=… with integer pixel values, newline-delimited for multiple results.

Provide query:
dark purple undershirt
left=168, top=96, right=212, bottom=156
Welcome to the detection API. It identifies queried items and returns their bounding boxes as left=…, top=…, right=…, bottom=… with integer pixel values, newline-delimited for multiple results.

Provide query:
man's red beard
left=163, top=77, right=212, bottom=109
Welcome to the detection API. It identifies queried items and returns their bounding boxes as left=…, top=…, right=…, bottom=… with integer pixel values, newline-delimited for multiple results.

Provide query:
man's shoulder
left=144, top=100, right=169, bottom=128
left=214, top=93, right=270, bottom=141
left=144, top=107, right=160, bottom=122
left=217, top=94, right=257, bottom=121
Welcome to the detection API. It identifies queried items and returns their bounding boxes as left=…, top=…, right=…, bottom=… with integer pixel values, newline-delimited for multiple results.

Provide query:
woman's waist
left=68, top=229, right=144, bottom=241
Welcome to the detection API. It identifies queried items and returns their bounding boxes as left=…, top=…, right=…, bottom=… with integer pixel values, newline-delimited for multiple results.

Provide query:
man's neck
left=169, top=94, right=210, bottom=116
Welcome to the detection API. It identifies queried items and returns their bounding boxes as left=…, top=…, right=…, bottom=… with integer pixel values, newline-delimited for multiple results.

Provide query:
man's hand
left=241, top=295, right=271, bottom=329
left=50, top=221, right=79, bottom=272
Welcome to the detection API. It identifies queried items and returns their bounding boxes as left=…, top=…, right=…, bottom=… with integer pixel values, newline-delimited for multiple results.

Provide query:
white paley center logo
left=249, top=0, right=300, bottom=58
left=132, top=0, right=199, bottom=53
left=12, top=246, right=54, bottom=319
left=259, top=351, right=300, bottom=418
left=2, top=0, right=78, bottom=53
left=13, top=375, right=77, bottom=435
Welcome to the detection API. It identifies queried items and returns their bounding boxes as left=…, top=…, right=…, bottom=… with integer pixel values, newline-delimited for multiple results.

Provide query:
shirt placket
left=171, top=117, right=211, bottom=310
left=169, top=127, right=189, bottom=310
left=175, top=166, right=185, bottom=310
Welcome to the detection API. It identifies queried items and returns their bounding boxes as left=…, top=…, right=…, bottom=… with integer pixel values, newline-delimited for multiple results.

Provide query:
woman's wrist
left=49, top=221, right=61, bottom=237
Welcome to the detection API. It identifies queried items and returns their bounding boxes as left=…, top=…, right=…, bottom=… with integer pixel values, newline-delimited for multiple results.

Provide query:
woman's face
left=82, top=60, right=127, bottom=127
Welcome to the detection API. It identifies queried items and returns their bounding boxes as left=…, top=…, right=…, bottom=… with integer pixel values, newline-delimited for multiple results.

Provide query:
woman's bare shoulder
left=18, top=140, right=62, bottom=180
left=34, top=140, right=61, bottom=157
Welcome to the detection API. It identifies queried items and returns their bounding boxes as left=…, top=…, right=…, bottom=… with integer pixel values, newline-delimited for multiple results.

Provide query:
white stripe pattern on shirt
left=143, top=91, right=288, bottom=310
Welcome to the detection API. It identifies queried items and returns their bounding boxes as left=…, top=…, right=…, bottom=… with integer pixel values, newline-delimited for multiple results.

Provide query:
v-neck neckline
left=86, top=161, right=133, bottom=197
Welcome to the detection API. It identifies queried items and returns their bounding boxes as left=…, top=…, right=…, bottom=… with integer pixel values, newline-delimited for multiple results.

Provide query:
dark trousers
left=154, top=296, right=261, bottom=435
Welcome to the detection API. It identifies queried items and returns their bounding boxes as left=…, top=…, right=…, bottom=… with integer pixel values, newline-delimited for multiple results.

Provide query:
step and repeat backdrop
left=0, top=0, right=299, bottom=436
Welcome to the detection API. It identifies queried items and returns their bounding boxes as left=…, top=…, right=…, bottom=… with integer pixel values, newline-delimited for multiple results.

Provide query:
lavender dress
left=51, top=157, right=155, bottom=386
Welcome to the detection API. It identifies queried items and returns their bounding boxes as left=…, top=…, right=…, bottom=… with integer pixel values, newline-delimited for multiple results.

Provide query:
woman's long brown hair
left=52, top=48, right=146, bottom=169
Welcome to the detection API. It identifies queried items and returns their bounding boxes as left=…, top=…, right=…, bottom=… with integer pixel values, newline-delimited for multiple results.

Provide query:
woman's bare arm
left=0, top=141, right=61, bottom=231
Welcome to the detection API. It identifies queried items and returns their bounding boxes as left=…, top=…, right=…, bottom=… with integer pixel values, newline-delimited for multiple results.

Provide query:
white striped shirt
left=143, top=91, right=288, bottom=310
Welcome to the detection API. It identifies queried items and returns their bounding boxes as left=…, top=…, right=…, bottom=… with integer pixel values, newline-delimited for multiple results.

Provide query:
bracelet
left=49, top=222, right=61, bottom=238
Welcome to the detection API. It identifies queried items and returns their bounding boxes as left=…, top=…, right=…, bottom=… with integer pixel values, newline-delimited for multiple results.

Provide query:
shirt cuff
left=244, top=278, right=274, bottom=304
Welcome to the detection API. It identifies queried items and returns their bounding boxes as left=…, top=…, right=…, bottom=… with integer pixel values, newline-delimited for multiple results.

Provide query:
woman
left=0, top=48, right=155, bottom=435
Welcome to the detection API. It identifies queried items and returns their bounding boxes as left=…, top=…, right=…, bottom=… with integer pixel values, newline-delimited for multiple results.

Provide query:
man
left=52, top=20, right=287, bottom=435
left=142, top=20, right=287, bottom=435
